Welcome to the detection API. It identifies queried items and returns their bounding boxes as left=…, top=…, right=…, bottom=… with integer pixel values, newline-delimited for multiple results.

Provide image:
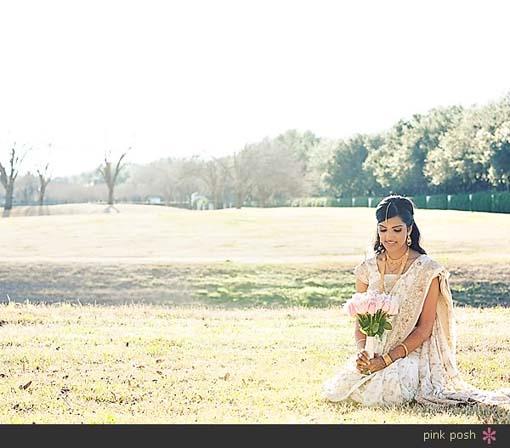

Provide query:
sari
left=322, top=254, right=510, bottom=407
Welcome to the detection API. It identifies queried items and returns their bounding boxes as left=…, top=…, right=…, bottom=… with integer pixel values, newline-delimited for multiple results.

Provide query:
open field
left=0, top=204, right=509, bottom=423
left=1, top=303, right=510, bottom=424
left=0, top=203, right=509, bottom=307
left=1, top=203, right=509, bottom=265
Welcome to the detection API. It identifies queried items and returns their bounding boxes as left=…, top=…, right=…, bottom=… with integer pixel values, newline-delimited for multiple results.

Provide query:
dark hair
left=373, top=195, right=427, bottom=256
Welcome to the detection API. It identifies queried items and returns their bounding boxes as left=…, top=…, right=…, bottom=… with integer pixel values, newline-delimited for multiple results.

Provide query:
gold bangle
left=382, top=353, right=393, bottom=367
left=397, top=342, right=409, bottom=358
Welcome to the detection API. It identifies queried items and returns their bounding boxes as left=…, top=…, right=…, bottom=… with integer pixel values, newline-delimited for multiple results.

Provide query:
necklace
left=385, top=247, right=408, bottom=272
left=385, top=247, right=407, bottom=263
left=379, top=247, right=410, bottom=294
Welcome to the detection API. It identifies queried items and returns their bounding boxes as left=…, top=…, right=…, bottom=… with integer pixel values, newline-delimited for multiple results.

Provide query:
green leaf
left=384, top=322, right=392, bottom=330
left=372, top=322, right=379, bottom=334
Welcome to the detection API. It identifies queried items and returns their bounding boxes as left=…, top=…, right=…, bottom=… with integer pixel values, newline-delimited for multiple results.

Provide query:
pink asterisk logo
left=482, top=427, right=496, bottom=445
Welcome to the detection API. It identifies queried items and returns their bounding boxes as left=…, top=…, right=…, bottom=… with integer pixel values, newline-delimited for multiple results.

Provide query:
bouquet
left=343, top=290, right=399, bottom=358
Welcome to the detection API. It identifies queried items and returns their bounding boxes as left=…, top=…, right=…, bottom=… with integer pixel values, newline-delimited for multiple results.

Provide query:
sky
left=0, top=0, right=509, bottom=177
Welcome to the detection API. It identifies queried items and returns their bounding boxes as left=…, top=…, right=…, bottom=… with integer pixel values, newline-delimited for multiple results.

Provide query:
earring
left=407, top=235, right=411, bottom=246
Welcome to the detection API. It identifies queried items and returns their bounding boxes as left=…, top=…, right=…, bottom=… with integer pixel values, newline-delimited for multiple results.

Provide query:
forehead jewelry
left=384, top=200, right=392, bottom=226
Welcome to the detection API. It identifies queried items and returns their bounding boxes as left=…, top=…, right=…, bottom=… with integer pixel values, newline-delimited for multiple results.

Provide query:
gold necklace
left=386, top=247, right=407, bottom=262
left=385, top=247, right=408, bottom=271
left=379, top=247, right=410, bottom=294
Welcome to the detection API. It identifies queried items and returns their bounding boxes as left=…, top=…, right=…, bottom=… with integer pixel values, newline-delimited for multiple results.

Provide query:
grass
left=1, top=303, right=510, bottom=424
left=0, top=261, right=508, bottom=308
left=0, top=204, right=509, bottom=423
left=0, top=204, right=509, bottom=265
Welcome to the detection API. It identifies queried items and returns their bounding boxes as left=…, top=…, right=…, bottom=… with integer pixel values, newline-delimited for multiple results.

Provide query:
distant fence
left=288, top=191, right=510, bottom=213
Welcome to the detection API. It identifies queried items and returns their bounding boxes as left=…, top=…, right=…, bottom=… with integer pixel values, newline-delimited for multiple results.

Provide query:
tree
left=98, top=149, right=130, bottom=206
left=425, top=106, right=493, bottom=193
left=176, top=155, right=229, bottom=209
left=365, top=107, right=464, bottom=195
left=275, top=129, right=320, bottom=174
left=249, top=138, right=304, bottom=206
left=300, top=138, right=336, bottom=197
left=37, top=163, right=52, bottom=206
left=480, top=95, right=510, bottom=191
left=0, top=144, right=28, bottom=210
left=201, top=157, right=230, bottom=209
left=228, top=145, right=256, bottom=208
left=323, top=134, right=380, bottom=197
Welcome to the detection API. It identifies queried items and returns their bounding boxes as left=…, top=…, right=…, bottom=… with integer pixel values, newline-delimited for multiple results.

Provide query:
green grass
left=1, top=303, right=510, bottom=423
left=1, top=261, right=508, bottom=308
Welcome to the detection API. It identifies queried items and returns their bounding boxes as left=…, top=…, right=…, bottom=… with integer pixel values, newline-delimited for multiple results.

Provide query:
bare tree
left=201, top=157, right=230, bottom=209
left=226, top=146, right=256, bottom=209
left=250, top=139, right=304, bottom=206
left=15, top=172, right=38, bottom=204
left=181, top=156, right=229, bottom=209
left=98, top=148, right=130, bottom=206
left=36, top=162, right=52, bottom=206
left=0, top=144, right=28, bottom=211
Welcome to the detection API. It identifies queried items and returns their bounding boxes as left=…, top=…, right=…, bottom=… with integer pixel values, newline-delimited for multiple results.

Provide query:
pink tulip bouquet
left=343, top=290, right=399, bottom=358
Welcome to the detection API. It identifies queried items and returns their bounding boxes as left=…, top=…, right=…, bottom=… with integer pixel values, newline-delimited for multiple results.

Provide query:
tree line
left=4, top=93, right=510, bottom=211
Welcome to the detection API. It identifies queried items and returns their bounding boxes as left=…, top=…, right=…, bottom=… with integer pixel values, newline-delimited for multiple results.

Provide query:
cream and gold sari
left=322, top=254, right=510, bottom=407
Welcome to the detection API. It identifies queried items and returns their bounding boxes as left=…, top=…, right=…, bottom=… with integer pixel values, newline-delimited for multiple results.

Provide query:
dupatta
left=381, top=255, right=510, bottom=407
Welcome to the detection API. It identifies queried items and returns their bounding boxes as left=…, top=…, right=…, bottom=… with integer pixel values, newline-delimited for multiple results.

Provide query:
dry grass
left=0, top=204, right=509, bottom=265
left=0, top=204, right=509, bottom=423
left=1, top=303, right=509, bottom=423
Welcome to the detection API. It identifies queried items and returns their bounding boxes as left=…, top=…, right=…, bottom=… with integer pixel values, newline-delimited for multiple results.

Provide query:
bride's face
left=377, top=215, right=411, bottom=252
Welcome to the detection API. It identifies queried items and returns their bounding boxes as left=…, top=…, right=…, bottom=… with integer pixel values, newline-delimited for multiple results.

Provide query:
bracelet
left=355, top=338, right=366, bottom=348
left=397, top=342, right=409, bottom=358
left=382, top=353, right=393, bottom=367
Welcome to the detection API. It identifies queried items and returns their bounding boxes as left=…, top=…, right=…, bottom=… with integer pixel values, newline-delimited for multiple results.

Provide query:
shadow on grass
left=0, top=262, right=508, bottom=308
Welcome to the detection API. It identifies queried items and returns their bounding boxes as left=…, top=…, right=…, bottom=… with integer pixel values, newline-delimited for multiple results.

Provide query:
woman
left=322, top=195, right=510, bottom=407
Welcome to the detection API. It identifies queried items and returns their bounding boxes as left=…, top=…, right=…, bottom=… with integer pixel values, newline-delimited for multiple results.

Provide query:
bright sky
left=0, top=0, right=509, bottom=177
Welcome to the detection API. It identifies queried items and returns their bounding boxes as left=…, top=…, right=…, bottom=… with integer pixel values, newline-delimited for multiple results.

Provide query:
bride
left=322, top=194, right=510, bottom=407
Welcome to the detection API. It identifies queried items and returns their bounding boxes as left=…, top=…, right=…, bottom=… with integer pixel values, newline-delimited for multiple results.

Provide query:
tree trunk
left=235, top=191, right=243, bottom=209
left=108, top=186, right=114, bottom=205
left=39, top=186, right=46, bottom=206
left=4, top=184, right=13, bottom=210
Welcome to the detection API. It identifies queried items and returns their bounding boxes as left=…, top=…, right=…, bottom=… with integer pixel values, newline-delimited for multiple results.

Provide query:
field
left=0, top=204, right=509, bottom=423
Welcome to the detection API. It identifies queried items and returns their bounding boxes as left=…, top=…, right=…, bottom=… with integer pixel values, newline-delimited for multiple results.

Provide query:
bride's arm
left=360, top=276, right=440, bottom=374
left=354, top=278, right=369, bottom=350
left=388, top=276, right=440, bottom=361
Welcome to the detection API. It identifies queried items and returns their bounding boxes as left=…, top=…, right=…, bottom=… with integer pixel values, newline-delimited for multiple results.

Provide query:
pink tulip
left=374, top=295, right=384, bottom=311
left=343, top=300, right=352, bottom=315
left=367, top=300, right=376, bottom=315
left=347, top=300, right=357, bottom=317
left=366, top=291, right=377, bottom=301
left=355, top=298, right=369, bottom=314
left=381, top=298, right=390, bottom=313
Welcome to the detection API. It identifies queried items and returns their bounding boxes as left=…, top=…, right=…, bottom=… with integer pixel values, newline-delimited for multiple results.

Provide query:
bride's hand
left=356, top=350, right=370, bottom=373
left=356, top=351, right=386, bottom=374
left=366, top=355, right=386, bottom=374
